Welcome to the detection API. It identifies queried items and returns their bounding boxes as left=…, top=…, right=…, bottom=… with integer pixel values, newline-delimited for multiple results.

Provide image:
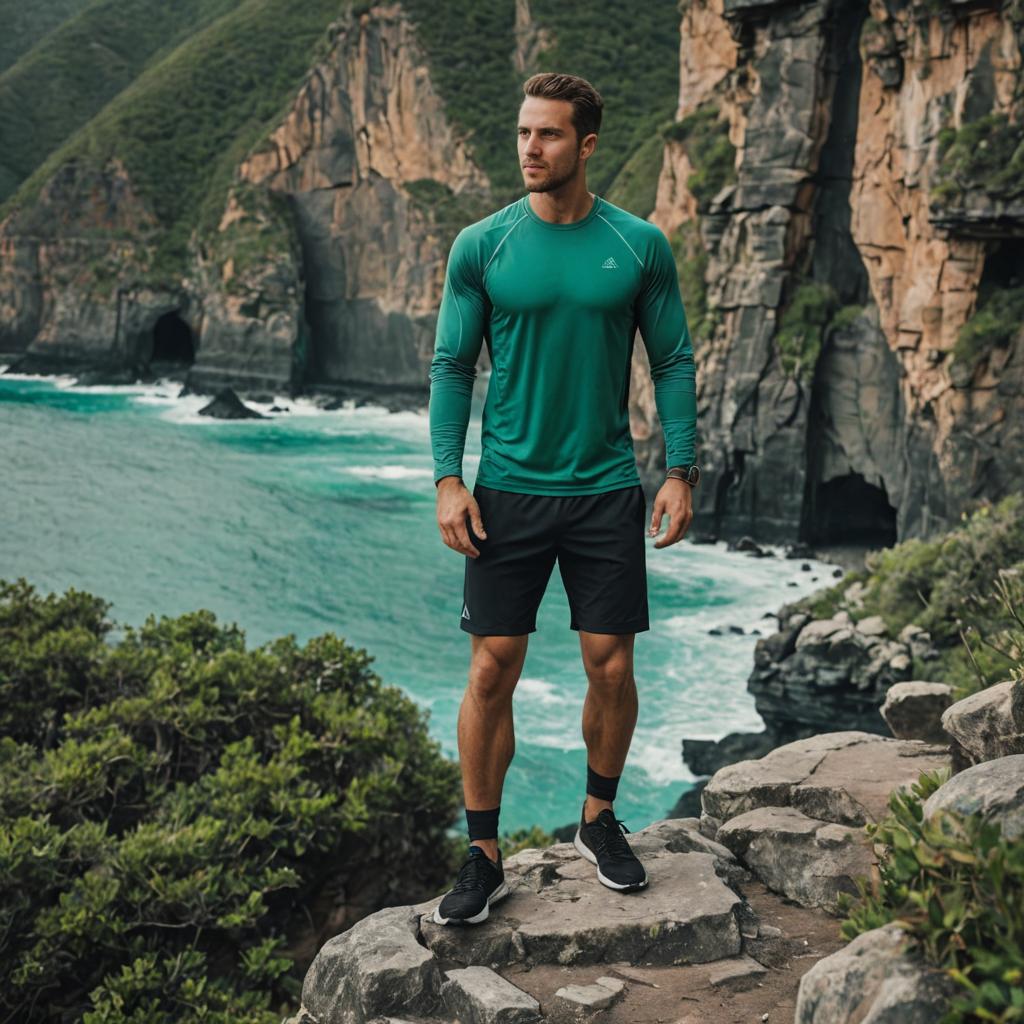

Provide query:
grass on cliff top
left=2, top=0, right=345, bottom=281
left=793, top=492, right=1024, bottom=696
left=931, top=111, right=1024, bottom=204
left=0, top=0, right=243, bottom=205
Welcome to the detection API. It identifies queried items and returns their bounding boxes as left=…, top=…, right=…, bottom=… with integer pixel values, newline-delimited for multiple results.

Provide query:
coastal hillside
left=1, top=0, right=1022, bottom=550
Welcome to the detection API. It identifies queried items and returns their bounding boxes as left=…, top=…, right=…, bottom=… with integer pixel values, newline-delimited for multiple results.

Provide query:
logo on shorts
left=462, top=602, right=471, bottom=620
left=602, top=256, right=618, bottom=269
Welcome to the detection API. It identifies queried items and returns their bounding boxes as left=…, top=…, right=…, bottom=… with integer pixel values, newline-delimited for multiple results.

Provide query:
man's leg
left=457, top=632, right=529, bottom=862
left=578, top=630, right=637, bottom=822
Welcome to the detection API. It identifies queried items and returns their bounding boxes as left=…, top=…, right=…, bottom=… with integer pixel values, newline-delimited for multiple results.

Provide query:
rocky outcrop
left=794, top=922, right=957, bottom=1024
left=940, top=677, right=1024, bottom=764
left=923, top=751, right=1024, bottom=840
left=880, top=680, right=955, bottom=744
left=197, top=2, right=490, bottom=398
left=645, top=0, right=1024, bottom=546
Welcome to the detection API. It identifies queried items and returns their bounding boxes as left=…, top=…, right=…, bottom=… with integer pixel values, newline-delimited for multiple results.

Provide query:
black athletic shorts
left=460, top=482, right=649, bottom=636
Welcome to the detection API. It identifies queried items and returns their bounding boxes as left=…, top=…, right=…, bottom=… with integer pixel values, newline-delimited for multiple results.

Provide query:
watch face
left=689, top=465, right=700, bottom=485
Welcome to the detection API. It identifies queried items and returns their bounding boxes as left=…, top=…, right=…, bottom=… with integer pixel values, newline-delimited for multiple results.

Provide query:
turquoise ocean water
left=0, top=369, right=841, bottom=835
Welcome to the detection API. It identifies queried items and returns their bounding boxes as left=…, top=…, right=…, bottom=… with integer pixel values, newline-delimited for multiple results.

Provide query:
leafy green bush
left=0, top=577, right=463, bottom=1023
left=501, top=824, right=557, bottom=857
left=838, top=767, right=1024, bottom=1023
left=952, top=284, right=1024, bottom=369
left=789, top=494, right=1024, bottom=694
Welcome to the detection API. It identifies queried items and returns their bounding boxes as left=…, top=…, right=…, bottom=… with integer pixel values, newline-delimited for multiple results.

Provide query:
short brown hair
left=522, top=73, right=603, bottom=144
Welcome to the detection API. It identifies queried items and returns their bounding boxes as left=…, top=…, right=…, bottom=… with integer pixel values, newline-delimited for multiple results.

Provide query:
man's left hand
left=648, top=478, right=693, bottom=549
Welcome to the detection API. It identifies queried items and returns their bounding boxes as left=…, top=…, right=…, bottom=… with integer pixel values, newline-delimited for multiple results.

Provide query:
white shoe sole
left=432, top=879, right=510, bottom=925
left=574, top=829, right=649, bottom=891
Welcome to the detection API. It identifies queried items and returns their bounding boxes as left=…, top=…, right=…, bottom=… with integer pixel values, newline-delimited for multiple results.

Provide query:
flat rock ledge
left=700, top=731, right=950, bottom=914
left=291, top=818, right=792, bottom=1024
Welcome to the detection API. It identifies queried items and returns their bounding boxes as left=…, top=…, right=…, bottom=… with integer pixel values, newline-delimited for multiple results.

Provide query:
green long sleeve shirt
left=428, top=193, right=697, bottom=495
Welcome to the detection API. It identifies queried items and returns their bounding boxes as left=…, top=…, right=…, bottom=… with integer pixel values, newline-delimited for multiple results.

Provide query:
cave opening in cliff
left=810, top=472, right=897, bottom=547
left=151, top=312, right=195, bottom=365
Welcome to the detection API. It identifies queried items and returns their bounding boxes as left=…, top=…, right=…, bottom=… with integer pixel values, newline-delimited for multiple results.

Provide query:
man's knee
left=581, top=636, right=635, bottom=691
left=468, top=634, right=527, bottom=702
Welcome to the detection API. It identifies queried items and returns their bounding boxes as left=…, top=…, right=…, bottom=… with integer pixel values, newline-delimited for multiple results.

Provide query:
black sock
left=586, top=762, right=620, bottom=805
left=465, top=805, right=500, bottom=843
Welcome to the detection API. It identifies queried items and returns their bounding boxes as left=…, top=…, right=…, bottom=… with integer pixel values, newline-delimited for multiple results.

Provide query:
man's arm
left=429, top=229, right=489, bottom=485
left=634, top=227, right=697, bottom=468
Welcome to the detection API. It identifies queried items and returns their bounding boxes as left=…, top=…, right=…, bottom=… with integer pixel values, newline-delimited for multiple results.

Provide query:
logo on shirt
left=602, top=257, right=619, bottom=270
left=462, top=602, right=471, bottom=620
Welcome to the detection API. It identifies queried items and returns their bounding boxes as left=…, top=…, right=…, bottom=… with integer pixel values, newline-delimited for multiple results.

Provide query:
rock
left=702, top=731, right=950, bottom=827
left=301, top=906, right=442, bottom=1024
left=795, top=922, right=957, bottom=1023
left=941, top=679, right=1024, bottom=764
left=923, top=754, right=1024, bottom=840
left=706, top=954, right=767, bottom=987
left=197, top=386, right=266, bottom=419
left=880, top=681, right=954, bottom=743
left=554, top=976, right=625, bottom=1010
left=717, top=806, right=875, bottom=914
left=731, top=535, right=769, bottom=556
left=414, top=819, right=746, bottom=967
left=441, top=965, right=541, bottom=1024
left=855, top=614, right=888, bottom=636
left=681, top=729, right=780, bottom=776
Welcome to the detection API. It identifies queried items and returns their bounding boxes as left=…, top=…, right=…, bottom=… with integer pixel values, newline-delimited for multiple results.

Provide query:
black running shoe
left=573, top=803, right=649, bottom=891
left=432, top=845, right=510, bottom=925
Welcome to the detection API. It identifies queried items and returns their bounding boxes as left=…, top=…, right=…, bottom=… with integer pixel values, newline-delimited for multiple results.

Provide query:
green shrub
left=501, top=824, right=558, bottom=857
left=930, top=112, right=1024, bottom=204
left=668, top=218, right=719, bottom=343
left=605, top=128, right=669, bottom=220
left=838, top=767, right=1024, bottom=1023
left=952, top=284, right=1024, bottom=368
left=0, top=577, right=463, bottom=1023
left=788, top=494, right=1024, bottom=694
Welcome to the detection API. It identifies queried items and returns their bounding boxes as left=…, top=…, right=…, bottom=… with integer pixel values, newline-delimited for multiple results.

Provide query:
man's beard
left=525, top=155, right=580, bottom=193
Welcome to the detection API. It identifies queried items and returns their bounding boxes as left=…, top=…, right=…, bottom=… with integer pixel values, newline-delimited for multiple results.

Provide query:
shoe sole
left=431, top=880, right=510, bottom=926
left=573, top=830, right=649, bottom=891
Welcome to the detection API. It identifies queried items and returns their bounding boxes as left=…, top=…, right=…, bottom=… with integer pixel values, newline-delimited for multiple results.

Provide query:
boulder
left=880, top=681, right=954, bottom=743
left=415, top=819, right=746, bottom=968
left=941, top=679, right=1024, bottom=764
left=197, top=385, right=267, bottom=419
left=716, top=805, right=876, bottom=914
left=441, top=965, right=541, bottom=1024
left=701, top=731, right=950, bottom=827
left=301, top=906, right=443, bottom=1024
left=795, top=922, right=956, bottom=1023
left=922, top=753, right=1024, bottom=840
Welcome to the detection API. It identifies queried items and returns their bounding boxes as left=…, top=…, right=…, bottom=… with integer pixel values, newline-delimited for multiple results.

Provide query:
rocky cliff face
left=644, top=0, right=1024, bottom=544
left=192, top=2, right=490, bottom=397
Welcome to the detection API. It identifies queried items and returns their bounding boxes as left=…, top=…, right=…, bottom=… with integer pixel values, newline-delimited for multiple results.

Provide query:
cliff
left=646, top=0, right=1024, bottom=544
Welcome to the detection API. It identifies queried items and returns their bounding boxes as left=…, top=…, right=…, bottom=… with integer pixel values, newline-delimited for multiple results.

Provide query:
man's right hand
left=436, top=476, right=488, bottom=557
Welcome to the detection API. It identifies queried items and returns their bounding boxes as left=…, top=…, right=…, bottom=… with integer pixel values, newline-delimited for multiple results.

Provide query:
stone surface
left=415, top=820, right=746, bottom=969
left=881, top=681, right=955, bottom=743
left=441, top=965, right=540, bottom=1024
left=706, top=955, right=767, bottom=987
left=795, top=922, right=957, bottom=1023
left=701, top=731, right=950, bottom=827
left=941, top=679, right=1024, bottom=764
left=301, top=905, right=442, bottom=1024
left=923, top=753, right=1024, bottom=840
left=717, top=805, right=875, bottom=914
left=553, top=977, right=625, bottom=1010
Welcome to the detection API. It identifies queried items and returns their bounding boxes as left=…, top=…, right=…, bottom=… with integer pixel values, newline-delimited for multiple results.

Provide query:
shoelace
left=452, top=852, right=496, bottom=893
left=589, top=816, right=635, bottom=862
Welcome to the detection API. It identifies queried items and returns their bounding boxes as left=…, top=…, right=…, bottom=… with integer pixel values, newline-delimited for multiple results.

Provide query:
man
left=427, top=72, right=699, bottom=926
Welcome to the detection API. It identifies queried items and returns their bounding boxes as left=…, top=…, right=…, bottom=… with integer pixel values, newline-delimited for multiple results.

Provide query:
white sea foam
left=515, top=676, right=564, bottom=706
left=344, top=465, right=434, bottom=480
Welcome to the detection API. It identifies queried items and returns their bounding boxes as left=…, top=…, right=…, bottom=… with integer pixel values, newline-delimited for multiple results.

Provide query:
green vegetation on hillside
left=605, top=127, right=669, bottom=220
left=952, top=283, right=1024, bottom=369
left=839, top=767, right=1024, bottom=1023
left=775, top=280, right=840, bottom=383
left=0, top=0, right=243, bottom=204
left=530, top=0, right=680, bottom=197
left=795, top=493, right=1024, bottom=696
left=0, top=577, right=463, bottom=1023
left=0, top=0, right=93, bottom=74
left=2, top=0, right=345, bottom=283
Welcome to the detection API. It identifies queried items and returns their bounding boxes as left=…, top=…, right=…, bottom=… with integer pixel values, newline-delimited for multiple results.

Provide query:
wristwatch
left=666, top=463, right=700, bottom=487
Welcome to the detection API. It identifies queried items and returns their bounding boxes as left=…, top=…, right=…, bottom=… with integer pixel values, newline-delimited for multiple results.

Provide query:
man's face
left=517, top=95, right=596, bottom=193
